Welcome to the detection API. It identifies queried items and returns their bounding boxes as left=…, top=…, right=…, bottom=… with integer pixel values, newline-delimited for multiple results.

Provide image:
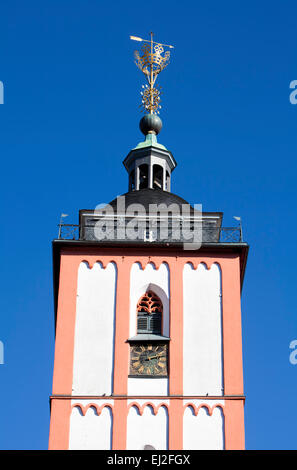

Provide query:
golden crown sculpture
left=130, top=33, right=174, bottom=114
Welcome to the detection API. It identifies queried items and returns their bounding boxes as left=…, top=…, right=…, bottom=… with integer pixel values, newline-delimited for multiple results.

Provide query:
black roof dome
left=108, top=188, right=192, bottom=213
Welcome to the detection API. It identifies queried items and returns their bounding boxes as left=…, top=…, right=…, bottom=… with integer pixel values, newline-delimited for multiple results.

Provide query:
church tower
left=48, top=34, right=248, bottom=450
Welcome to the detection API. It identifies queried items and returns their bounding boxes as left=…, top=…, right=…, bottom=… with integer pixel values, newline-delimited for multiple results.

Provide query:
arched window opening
left=139, top=164, right=148, bottom=189
left=153, top=165, right=163, bottom=189
left=137, top=291, right=162, bottom=335
left=129, top=169, right=135, bottom=191
left=166, top=171, right=170, bottom=191
left=130, top=170, right=135, bottom=191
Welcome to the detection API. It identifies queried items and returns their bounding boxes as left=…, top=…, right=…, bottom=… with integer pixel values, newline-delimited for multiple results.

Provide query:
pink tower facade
left=48, top=117, right=248, bottom=450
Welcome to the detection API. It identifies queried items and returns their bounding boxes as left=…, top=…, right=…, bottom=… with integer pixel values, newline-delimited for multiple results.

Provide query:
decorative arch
left=73, top=260, right=117, bottom=396
left=79, top=259, right=118, bottom=270
left=182, top=261, right=223, bottom=396
left=134, top=259, right=169, bottom=271
left=137, top=291, right=163, bottom=334
left=183, top=402, right=225, bottom=417
left=128, top=402, right=169, bottom=416
left=72, top=402, right=113, bottom=417
left=183, top=403, right=225, bottom=450
left=69, top=403, right=113, bottom=450
left=126, top=403, right=169, bottom=450
left=129, top=262, right=170, bottom=338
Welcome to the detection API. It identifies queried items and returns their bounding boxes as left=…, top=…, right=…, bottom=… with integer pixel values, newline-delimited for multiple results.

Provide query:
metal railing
left=219, top=227, right=243, bottom=243
left=57, top=222, right=242, bottom=243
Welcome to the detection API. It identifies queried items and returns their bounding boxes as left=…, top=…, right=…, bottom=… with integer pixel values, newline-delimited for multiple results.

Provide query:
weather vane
left=130, top=32, right=174, bottom=115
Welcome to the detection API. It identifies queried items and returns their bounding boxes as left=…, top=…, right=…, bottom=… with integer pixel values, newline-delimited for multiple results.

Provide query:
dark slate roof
left=78, top=188, right=223, bottom=243
left=108, top=188, right=192, bottom=212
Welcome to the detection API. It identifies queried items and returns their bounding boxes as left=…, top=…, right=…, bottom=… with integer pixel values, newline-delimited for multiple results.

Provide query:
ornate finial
left=130, top=32, right=174, bottom=115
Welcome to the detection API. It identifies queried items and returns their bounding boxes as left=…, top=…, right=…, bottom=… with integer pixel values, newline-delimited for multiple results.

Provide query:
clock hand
left=144, top=355, right=157, bottom=361
left=146, top=353, right=165, bottom=361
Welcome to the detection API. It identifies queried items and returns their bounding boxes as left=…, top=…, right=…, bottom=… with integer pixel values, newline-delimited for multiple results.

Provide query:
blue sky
left=0, top=0, right=297, bottom=450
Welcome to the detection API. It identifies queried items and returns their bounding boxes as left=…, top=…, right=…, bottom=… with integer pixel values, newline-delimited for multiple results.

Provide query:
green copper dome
left=134, top=133, right=167, bottom=151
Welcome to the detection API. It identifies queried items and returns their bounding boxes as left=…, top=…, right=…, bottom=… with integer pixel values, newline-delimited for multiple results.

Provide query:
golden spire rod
left=130, top=32, right=174, bottom=114
left=130, top=33, right=174, bottom=49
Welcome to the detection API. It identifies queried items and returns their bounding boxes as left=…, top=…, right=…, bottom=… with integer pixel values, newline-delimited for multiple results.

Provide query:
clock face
left=129, top=343, right=168, bottom=377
